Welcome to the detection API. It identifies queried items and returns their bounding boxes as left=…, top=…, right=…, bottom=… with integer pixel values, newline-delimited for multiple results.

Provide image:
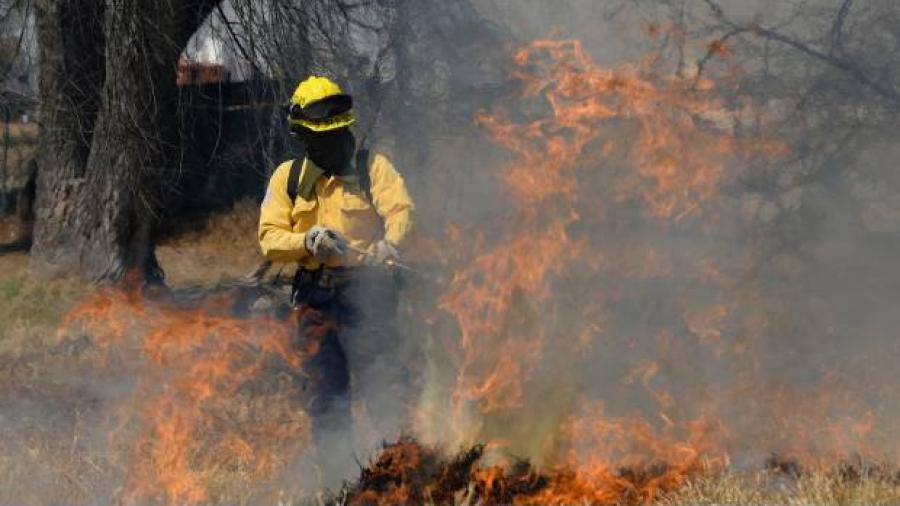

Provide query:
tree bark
left=31, top=0, right=219, bottom=282
left=30, top=0, right=104, bottom=271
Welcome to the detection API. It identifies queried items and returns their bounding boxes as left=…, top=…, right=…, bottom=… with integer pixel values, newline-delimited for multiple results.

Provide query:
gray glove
left=365, top=239, right=400, bottom=266
left=305, top=225, right=348, bottom=261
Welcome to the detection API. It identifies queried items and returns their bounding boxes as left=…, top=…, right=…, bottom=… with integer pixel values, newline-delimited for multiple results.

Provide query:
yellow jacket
left=258, top=154, right=414, bottom=269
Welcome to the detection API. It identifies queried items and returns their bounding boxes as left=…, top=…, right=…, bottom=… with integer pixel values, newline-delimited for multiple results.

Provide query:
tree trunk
left=30, top=0, right=104, bottom=272
left=31, top=0, right=218, bottom=282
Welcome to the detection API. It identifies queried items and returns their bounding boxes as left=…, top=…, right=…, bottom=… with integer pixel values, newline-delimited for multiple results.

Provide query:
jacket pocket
left=341, top=193, right=372, bottom=211
left=292, top=197, right=318, bottom=231
left=341, top=193, right=379, bottom=238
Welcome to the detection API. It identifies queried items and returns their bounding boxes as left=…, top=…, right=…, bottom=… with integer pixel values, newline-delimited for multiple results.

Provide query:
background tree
left=0, top=0, right=506, bottom=282
left=218, top=0, right=509, bottom=217
left=30, top=0, right=220, bottom=282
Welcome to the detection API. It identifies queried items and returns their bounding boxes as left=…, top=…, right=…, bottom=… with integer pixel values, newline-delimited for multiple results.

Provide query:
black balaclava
left=296, top=126, right=356, bottom=176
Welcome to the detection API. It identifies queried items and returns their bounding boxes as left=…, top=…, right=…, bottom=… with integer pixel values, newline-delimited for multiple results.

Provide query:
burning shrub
left=341, top=438, right=709, bottom=506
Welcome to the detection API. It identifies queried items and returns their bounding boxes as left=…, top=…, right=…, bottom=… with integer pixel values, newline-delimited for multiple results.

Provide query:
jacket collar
left=297, top=158, right=358, bottom=200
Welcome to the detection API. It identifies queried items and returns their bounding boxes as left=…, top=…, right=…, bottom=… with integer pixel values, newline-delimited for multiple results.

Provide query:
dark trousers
left=293, top=267, right=409, bottom=477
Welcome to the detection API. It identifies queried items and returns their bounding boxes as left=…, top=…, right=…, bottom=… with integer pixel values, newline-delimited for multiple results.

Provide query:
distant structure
left=180, top=21, right=238, bottom=85
left=176, top=58, right=230, bottom=85
left=175, top=29, right=288, bottom=214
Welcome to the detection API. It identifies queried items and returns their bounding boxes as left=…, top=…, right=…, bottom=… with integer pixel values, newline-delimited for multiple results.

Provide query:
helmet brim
left=288, top=94, right=355, bottom=132
left=289, top=94, right=353, bottom=121
left=290, top=111, right=356, bottom=132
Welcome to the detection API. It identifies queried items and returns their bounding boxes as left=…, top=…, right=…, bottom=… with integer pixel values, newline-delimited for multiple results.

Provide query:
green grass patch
left=0, top=254, right=87, bottom=353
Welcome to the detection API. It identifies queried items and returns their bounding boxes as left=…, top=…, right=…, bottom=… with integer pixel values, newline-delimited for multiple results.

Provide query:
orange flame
left=422, top=37, right=797, bottom=501
left=62, top=289, right=314, bottom=504
left=54, top=33, right=894, bottom=505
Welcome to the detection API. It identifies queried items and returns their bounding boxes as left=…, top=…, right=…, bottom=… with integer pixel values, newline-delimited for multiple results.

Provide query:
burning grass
left=1, top=228, right=900, bottom=504
left=341, top=438, right=670, bottom=505
left=0, top=32, right=897, bottom=505
left=337, top=439, right=900, bottom=506
left=60, top=285, right=313, bottom=504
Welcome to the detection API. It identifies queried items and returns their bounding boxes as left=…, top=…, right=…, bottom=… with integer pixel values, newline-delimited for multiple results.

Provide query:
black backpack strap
left=287, top=158, right=302, bottom=203
left=356, top=147, right=372, bottom=201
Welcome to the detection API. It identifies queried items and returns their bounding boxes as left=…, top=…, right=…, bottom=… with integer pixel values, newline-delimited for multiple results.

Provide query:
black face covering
left=296, top=127, right=355, bottom=176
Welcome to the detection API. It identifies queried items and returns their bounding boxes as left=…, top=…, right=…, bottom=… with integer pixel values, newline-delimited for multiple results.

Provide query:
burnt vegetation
left=341, top=439, right=553, bottom=505
left=341, top=440, right=900, bottom=505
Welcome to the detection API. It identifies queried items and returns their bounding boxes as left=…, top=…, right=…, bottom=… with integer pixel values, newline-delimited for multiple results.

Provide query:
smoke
left=5, top=0, right=900, bottom=503
left=397, top=0, right=900, bottom=478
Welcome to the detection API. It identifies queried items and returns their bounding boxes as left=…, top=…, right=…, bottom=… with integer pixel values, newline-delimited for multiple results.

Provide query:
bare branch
left=702, top=0, right=900, bottom=106
left=830, top=0, right=853, bottom=56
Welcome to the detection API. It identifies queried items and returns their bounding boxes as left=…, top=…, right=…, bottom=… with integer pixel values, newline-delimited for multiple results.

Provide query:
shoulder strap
left=285, top=142, right=308, bottom=203
left=356, top=147, right=372, bottom=201
left=287, top=158, right=302, bottom=203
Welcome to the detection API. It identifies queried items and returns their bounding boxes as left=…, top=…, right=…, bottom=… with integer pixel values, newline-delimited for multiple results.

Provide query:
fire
left=345, top=417, right=726, bottom=506
left=434, top=37, right=777, bottom=439
left=52, top=33, right=893, bottom=505
left=62, top=288, right=314, bottom=504
left=415, top=36, right=855, bottom=503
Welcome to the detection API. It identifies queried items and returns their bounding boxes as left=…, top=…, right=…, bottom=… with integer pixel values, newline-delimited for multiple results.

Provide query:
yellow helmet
left=288, top=76, right=355, bottom=132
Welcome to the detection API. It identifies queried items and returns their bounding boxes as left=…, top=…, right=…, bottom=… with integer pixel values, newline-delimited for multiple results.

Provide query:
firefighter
left=258, top=76, right=414, bottom=479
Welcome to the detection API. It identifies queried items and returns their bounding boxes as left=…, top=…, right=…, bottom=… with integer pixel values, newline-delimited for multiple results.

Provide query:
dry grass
left=0, top=215, right=22, bottom=244
left=0, top=121, right=39, bottom=188
left=0, top=200, right=265, bottom=343
left=662, top=470, right=900, bottom=505
left=0, top=253, right=86, bottom=353
left=157, top=199, right=265, bottom=286
left=0, top=205, right=271, bottom=504
left=2, top=121, right=39, bottom=140
left=0, top=253, right=108, bottom=506
left=1, top=205, right=900, bottom=504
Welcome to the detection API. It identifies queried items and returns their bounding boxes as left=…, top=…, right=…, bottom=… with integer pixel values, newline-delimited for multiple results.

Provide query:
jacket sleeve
left=258, top=162, right=310, bottom=262
left=369, top=154, right=415, bottom=249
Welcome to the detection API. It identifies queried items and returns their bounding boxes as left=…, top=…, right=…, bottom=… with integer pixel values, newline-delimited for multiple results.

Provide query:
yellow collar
left=297, top=158, right=358, bottom=200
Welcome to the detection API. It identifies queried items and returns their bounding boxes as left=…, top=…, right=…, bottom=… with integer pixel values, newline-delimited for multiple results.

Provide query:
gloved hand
left=304, top=225, right=348, bottom=261
left=365, top=239, right=400, bottom=266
